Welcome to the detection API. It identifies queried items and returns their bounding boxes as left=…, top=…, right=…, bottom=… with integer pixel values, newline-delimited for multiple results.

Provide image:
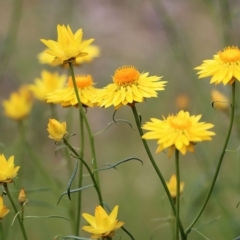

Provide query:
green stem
left=68, top=62, right=101, bottom=190
left=63, top=139, right=103, bottom=206
left=185, top=82, right=236, bottom=235
left=50, top=103, right=58, bottom=119
left=3, top=184, right=28, bottom=240
left=0, top=222, right=4, bottom=240
left=175, top=150, right=180, bottom=240
left=131, top=105, right=186, bottom=240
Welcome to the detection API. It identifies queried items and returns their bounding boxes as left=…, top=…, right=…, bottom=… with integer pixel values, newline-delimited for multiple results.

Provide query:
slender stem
left=131, top=105, right=186, bottom=239
left=68, top=62, right=101, bottom=189
left=75, top=114, right=84, bottom=235
left=50, top=103, right=58, bottom=119
left=185, top=82, right=236, bottom=235
left=0, top=222, right=4, bottom=240
left=3, top=184, right=28, bottom=240
left=175, top=150, right=180, bottom=240
left=63, top=139, right=103, bottom=206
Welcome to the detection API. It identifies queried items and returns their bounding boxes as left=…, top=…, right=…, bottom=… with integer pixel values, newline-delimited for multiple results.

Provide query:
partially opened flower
left=195, top=46, right=240, bottom=85
left=93, top=65, right=167, bottom=109
left=2, top=86, right=33, bottom=121
left=0, top=196, right=9, bottom=220
left=166, top=174, right=184, bottom=199
left=211, top=89, right=229, bottom=111
left=40, top=24, right=94, bottom=64
left=82, top=205, right=124, bottom=239
left=38, top=44, right=100, bottom=66
left=29, top=70, right=66, bottom=101
left=47, top=75, right=99, bottom=107
left=142, top=110, right=215, bottom=158
left=0, top=154, right=20, bottom=184
left=47, top=119, right=67, bottom=141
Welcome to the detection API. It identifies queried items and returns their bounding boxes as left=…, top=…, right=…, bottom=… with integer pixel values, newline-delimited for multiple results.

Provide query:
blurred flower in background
left=2, top=86, right=33, bottom=121
left=47, top=118, right=67, bottom=141
left=166, top=174, right=184, bottom=199
left=211, top=89, right=229, bottom=111
left=195, top=46, right=240, bottom=85
left=0, top=154, right=20, bottom=184
left=82, top=205, right=124, bottom=239
left=142, top=110, right=215, bottom=158
left=40, top=25, right=94, bottom=64
left=175, top=94, right=189, bottom=110
left=29, top=70, right=66, bottom=102
left=0, top=196, right=9, bottom=220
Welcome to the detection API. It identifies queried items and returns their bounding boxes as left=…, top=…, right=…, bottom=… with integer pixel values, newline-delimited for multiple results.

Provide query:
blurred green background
left=1, top=0, right=240, bottom=239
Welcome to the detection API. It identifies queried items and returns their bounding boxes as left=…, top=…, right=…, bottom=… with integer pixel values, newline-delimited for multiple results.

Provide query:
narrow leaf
left=67, top=159, right=79, bottom=200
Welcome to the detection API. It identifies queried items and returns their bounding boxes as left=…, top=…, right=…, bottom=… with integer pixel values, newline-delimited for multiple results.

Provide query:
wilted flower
left=0, top=154, right=20, bottom=184
left=40, top=24, right=94, bottom=64
left=29, top=70, right=66, bottom=101
left=47, top=75, right=99, bottom=107
left=93, top=65, right=167, bottom=109
left=18, top=188, right=27, bottom=205
left=0, top=196, right=9, bottom=220
left=47, top=119, right=67, bottom=141
left=166, top=174, right=184, bottom=199
left=142, top=110, right=215, bottom=158
left=195, top=46, right=240, bottom=85
left=2, top=86, right=33, bottom=121
left=82, top=205, right=124, bottom=239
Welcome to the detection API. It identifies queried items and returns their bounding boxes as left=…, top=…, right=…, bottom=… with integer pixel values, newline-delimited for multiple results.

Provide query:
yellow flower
left=29, top=70, right=66, bottom=101
left=93, top=65, right=167, bottom=109
left=0, top=196, right=9, bottom=220
left=0, top=154, right=20, bottom=184
left=166, top=174, right=184, bottom=198
left=142, top=110, right=215, bottom=158
left=175, top=94, right=189, bottom=110
left=2, top=86, right=33, bottom=121
left=40, top=25, right=94, bottom=64
left=195, top=46, right=240, bottom=85
left=47, top=119, right=67, bottom=141
left=211, top=89, right=229, bottom=111
left=47, top=75, right=99, bottom=107
left=82, top=205, right=124, bottom=239
left=38, top=44, right=100, bottom=66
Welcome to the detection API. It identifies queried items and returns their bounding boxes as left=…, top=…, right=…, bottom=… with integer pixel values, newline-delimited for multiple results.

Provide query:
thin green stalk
left=131, top=105, right=186, bottom=240
left=68, top=62, right=101, bottom=189
left=63, top=139, right=103, bottom=206
left=3, top=184, right=28, bottom=240
left=175, top=150, right=180, bottom=240
left=0, top=222, right=4, bottom=240
left=50, top=103, right=58, bottom=119
left=185, top=82, right=236, bottom=235
left=75, top=114, right=84, bottom=235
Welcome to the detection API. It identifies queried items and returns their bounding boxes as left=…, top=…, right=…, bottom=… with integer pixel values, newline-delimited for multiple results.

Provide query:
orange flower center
left=219, top=46, right=240, bottom=63
left=113, top=66, right=140, bottom=86
left=169, top=116, right=191, bottom=130
left=68, top=75, right=93, bottom=88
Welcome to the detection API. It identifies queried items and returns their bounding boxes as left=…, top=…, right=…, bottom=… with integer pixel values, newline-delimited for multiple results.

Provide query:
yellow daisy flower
left=166, top=174, right=184, bottom=199
left=142, top=110, right=215, bottom=158
left=47, top=75, right=99, bottom=107
left=0, top=154, right=20, bottom=184
left=29, top=70, right=66, bottom=101
left=47, top=119, right=67, bottom=141
left=93, top=65, right=167, bottom=109
left=0, top=196, right=9, bottom=220
left=82, top=205, right=124, bottom=239
left=195, top=46, right=240, bottom=85
left=40, top=24, right=94, bottom=64
left=2, top=86, right=33, bottom=121
left=38, top=44, right=100, bottom=66
left=211, top=89, right=229, bottom=111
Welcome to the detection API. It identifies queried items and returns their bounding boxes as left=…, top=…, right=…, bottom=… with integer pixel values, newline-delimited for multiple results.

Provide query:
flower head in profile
left=47, top=119, right=67, bottom=141
left=38, top=44, right=100, bottom=66
left=166, top=174, right=184, bottom=199
left=29, top=70, right=66, bottom=101
left=82, top=205, right=124, bottom=239
left=0, top=196, right=9, bottom=220
left=142, top=110, right=215, bottom=158
left=18, top=188, right=27, bottom=205
left=47, top=75, right=99, bottom=107
left=2, top=86, right=33, bottom=121
left=195, top=46, right=240, bottom=85
left=40, top=24, right=94, bottom=64
left=0, top=154, right=20, bottom=184
left=93, top=65, right=167, bottom=109
left=211, top=89, right=229, bottom=111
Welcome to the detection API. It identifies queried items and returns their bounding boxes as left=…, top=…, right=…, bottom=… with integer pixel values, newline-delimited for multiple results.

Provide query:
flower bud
left=47, top=119, right=67, bottom=141
left=18, top=188, right=27, bottom=205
